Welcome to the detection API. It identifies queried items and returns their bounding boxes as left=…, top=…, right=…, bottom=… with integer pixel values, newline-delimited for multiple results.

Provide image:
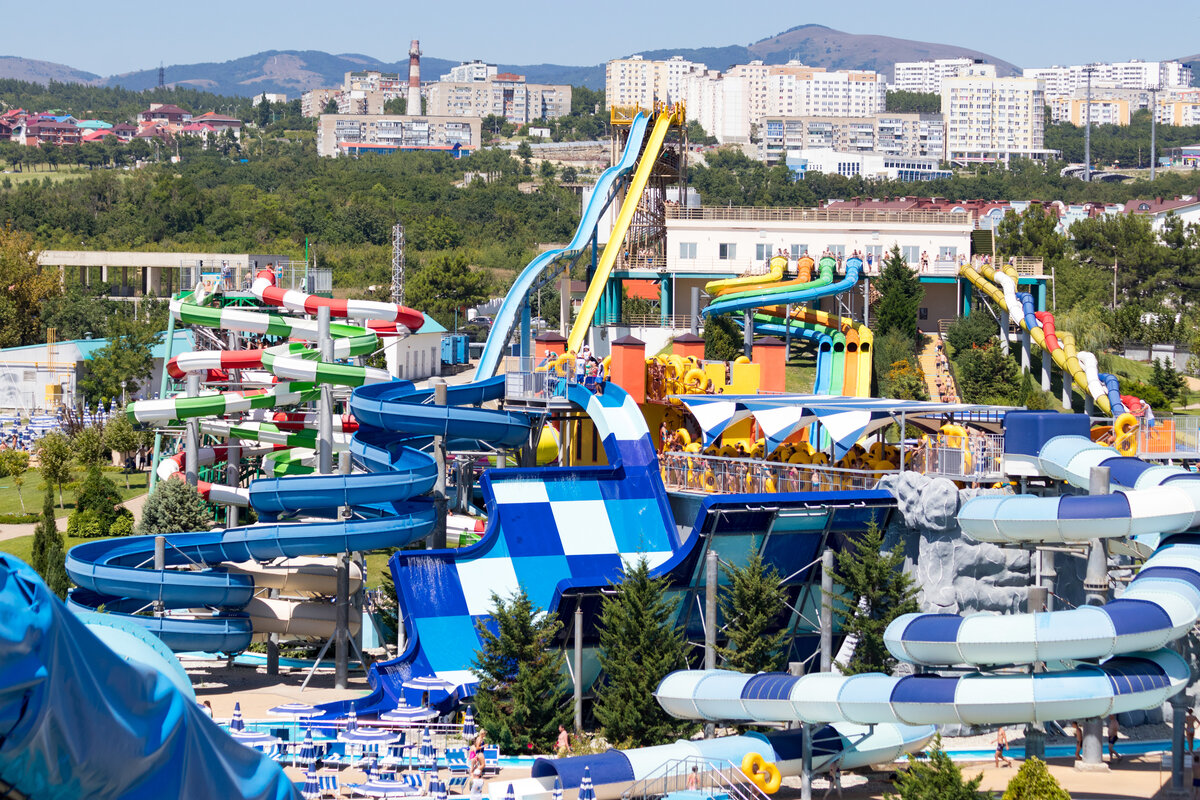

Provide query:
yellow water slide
left=567, top=109, right=679, bottom=354
left=760, top=305, right=874, bottom=397
left=705, top=253, right=789, bottom=295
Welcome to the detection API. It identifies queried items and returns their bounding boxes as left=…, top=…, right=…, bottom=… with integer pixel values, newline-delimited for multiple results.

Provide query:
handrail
left=666, top=205, right=970, bottom=226
left=620, top=756, right=773, bottom=800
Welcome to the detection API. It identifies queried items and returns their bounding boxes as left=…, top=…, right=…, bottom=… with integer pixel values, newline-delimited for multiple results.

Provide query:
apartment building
left=891, top=58, right=981, bottom=93
left=301, top=89, right=340, bottom=118
left=789, top=149, right=951, bottom=181
left=440, top=60, right=497, bottom=82
left=337, top=90, right=387, bottom=116
left=1050, top=97, right=1132, bottom=126
left=765, top=67, right=886, bottom=119
left=759, top=113, right=944, bottom=163
left=1024, top=60, right=1192, bottom=100
left=316, top=114, right=481, bottom=157
left=942, top=75, right=1056, bottom=163
left=1159, top=91, right=1200, bottom=126
left=605, top=55, right=707, bottom=108
left=425, top=74, right=571, bottom=124
left=344, top=70, right=405, bottom=99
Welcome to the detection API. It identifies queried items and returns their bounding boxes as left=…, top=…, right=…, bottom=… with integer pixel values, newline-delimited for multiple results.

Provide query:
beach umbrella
left=297, top=727, right=317, bottom=767
left=552, top=776, right=563, bottom=800
left=268, top=702, right=319, bottom=719
left=346, top=707, right=358, bottom=731
left=229, top=701, right=245, bottom=732
left=434, top=773, right=449, bottom=800
left=504, top=783, right=517, bottom=800
left=402, top=675, right=455, bottom=693
left=231, top=729, right=280, bottom=749
left=379, top=704, right=437, bottom=724
left=419, top=727, right=435, bottom=771
left=461, top=706, right=476, bottom=740
left=356, top=778, right=413, bottom=798
left=579, top=767, right=595, bottom=800
left=301, top=765, right=320, bottom=799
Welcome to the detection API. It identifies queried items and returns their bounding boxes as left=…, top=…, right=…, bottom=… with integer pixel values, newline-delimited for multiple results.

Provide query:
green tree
left=0, top=225, right=61, bottom=348
left=324, top=97, right=340, bottom=115
left=30, top=485, right=69, bottom=599
left=472, top=589, right=571, bottom=754
left=103, top=413, right=139, bottom=488
left=717, top=549, right=786, bottom=674
left=69, top=464, right=126, bottom=537
left=77, top=310, right=162, bottom=404
left=703, top=315, right=742, bottom=362
left=0, top=449, right=30, bottom=513
left=404, top=253, right=492, bottom=329
left=36, top=432, right=72, bottom=508
left=594, top=556, right=694, bottom=747
left=1001, top=756, right=1068, bottom=800
left=516, top=140, right=533, bottom=163
left=72, top=425, right=108, bottom=467
left=1151, top=358, right=1185, bottom=403
left=943, top=314, right=997, bottom=357
left=955, top=341, right=1022, bottom=405
left=873, top=245, right=924, bottom=342
left=886, top=734, right=990, bottom=800
left=886, top=91, right=941, bottom=114
left=136, top=476, right=213, bottom=535
left=830, top=519, right=918, bottom=675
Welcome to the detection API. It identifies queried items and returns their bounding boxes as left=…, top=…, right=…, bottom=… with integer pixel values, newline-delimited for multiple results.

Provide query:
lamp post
left=1112, top=246, right=1118, bottom=310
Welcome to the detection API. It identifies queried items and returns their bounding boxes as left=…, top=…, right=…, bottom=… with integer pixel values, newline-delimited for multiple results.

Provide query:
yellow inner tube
left=1114, top=412, right=1138, bottom=456
left=740, top=752, right=781, bottom=794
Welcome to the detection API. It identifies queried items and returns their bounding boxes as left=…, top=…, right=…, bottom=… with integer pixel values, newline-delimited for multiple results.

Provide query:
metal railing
left=661, top=451, right=894, bottom=494
left=503, top=356, right=603, bottom=402
left=176, top=260, right=331, bottom=295
left=910, top=432, right=1005, bottom=482
left=623, top=756, right=772, bottom=800
left=618, top=313, right=695, bottom=329
left=666, top=205, right=970, bottom=226
left=1137, top=416, right=1200, bottom=457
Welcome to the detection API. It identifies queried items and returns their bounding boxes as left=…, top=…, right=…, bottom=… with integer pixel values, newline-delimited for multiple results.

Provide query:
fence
left=618, top=313, right=695, bottom=329
left=176, top=260, right=331, bottom=294
left=1138, top=416, right=1200, bottom=457
left=624, top=756, right=771, bottom=800
left=661, top=451, right=893, bottom=494
left=503, top=357, right=604, bottom=402
left=911, top=432, right=1005, bottom=482
left=666, top=205, right=967, bottom=226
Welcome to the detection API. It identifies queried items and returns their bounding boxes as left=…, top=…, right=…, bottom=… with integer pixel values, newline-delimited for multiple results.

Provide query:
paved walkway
left=0, top=492, right=148, bottom=543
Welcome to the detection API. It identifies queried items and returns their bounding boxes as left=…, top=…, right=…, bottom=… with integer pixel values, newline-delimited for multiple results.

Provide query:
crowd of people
left=931, top=339, right=959, bottom=403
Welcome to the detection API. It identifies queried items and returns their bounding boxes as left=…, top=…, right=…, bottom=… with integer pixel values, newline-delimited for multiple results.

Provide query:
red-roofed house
left=80, top=129, right=117, bottom=143
left=111, top=123, right=138, bottom=142
left=192, top=112, right=243, bottom=137
left=139, top=104, right=192, bottom=125
left=14, top=118, right=80, bottom=146
left=1124, top=195, right=1200, bottom=229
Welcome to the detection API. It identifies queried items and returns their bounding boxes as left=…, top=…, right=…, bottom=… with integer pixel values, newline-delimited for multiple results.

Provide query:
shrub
left=1002, top=756, right=1069, bottom=800
left=943, top=313, right=997, bottom=356
left=109, top=513, right=135, bottom=538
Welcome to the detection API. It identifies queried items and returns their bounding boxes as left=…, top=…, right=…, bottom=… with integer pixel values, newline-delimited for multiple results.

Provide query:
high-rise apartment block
left=942, top=75, right=1055, bottom=163
left=891, top=58, right=983, bottom=93
left=1023, top=60, right=1192, bottom=99
left=759, top=113, right=945, bottom=163
left=441, top=60, right=498, bottom=83
left=425, top=74, right=571, bottom=125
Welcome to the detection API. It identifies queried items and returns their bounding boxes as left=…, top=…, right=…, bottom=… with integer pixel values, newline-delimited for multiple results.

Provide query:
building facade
left=344, top=70, right=405, bottom=99
left=891, top=58, right=980, bottom=93
left=787, top=149, right=951, bottom=181
left=1024, top=60, right=1193, bottom=100
left=316, top=114, right=481, bottom=157
left=759, top=113, right=945, bottom=163
left=941, top=75, right=1055, bottom=163
left=440, top=60, right=497, bottom=83
left=301, top=89, right=340, bottom=118
left=1050, top=96, right=1132, bottom=126
left=425, top=74, right=571, bottom=124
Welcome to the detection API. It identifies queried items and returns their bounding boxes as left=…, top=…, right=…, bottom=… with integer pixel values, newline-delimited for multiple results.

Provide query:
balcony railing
left=910, top=432, right=1005, bottom=482
left=1137, top=416, right=1200, bottom=457
left=660, top=451, right=894, bottom=494
left=666, top=205, right=970, bottom=226
left=176, top=260, right=331, bottom=295
left=503, top=357, right=605, bottom=403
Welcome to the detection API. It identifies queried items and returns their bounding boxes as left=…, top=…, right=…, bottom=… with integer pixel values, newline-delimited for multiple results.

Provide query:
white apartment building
left=425, top=75, right=571, bottom=124
left=682, top=70, right=750, bottom=144
left=765, top=67, right=886, bottom=119
left=337, top=90, right=386, bottom=116
left=1159, top=91, right=1200, bottom=126
left=891, top=58, right=978, bottom=93
left=1024, top=60, right=1192, bottom=100
left=344, top=71, right=405, bottom=99
left=788, top=149, right=951, bottom=181
left=1049, top=97, right=1131, bottom=126
left=316, top=114, right=481, bottom=157
left=441, top=60, right=497, bottom=83
left=605, top=55, right=707, bottom=108
left=759, top=113, right=944, bottom=163
left=942, top=75, right=1056, bottom=163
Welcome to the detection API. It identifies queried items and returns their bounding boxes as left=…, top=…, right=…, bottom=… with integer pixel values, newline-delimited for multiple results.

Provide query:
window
left=938, top=246, right=957, bottom=261
left=828, top=244, right=846, bottom=259
left=865, top=245, right=883, bottom=261
left=718, top=243, right=737, bottom=260
left=919, top=308, right=929, bottom=321
left=679, top=242, right=697, bottom=260
left=790, top=244, right=808, bottom=259
left=755, top=243, right=772, bottom=261
left=901, top=245, right=920, bottom=265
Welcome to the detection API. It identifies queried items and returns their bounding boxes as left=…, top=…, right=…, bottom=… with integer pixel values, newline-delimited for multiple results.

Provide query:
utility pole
left=1149, top=86, right=1159, bottom=181
left=1083, top=64, right=1096, bottom=182
left=391, top=223, right=405, bottom=306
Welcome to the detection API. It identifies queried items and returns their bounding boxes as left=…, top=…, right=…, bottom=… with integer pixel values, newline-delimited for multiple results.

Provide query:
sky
left=4, top=0, right=1198, bottom=76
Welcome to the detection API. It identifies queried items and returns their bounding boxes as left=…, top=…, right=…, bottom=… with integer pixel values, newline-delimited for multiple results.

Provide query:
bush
left=943, top=313, right=997, bottom=356
left=1002, top=756, right=1069, bottom=800
left=889, top=734, right=990, bottom=800
left=955, top=341, right=1021, bottom=404
left=67, top=508, right=107, bottom=539
left=703, top=315, right=742, bottom=362
left=136, top=477, right=213, bottom=535
left=74, top=465, right=124, bottom=529
left=1120, top=379, right=1167, bottom=412
left=0, top=513, right=38, bottom=524
left=109, top=513, right=135, bottom=537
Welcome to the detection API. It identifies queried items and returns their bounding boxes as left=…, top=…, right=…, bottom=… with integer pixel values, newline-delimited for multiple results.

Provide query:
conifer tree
left=873, top=244, right=925, bottom=343
left=888, top=734, right=990, bottom=800
left=472, top=589, right=570, bottom=754
left=136, top=476, right=213, bottom=535
left=717, top=549, right=786, bottom=674
left=31, top=484, right=69, bottom=598
left=830, top=519, right=918, bottom=675
left=593, top=556, right=694, bottom=747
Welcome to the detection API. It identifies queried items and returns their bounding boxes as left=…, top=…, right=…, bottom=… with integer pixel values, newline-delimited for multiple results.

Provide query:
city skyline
left=4, top=0, right=1198, bottom=79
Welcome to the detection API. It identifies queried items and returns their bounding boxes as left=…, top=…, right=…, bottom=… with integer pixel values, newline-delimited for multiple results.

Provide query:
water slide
left=472, top=112, right=651, bottom=381
left=959, top=260, right=1127, bottom=415
left=566, top=110, right=678, bottom=355
left=751, top=306, right=873, bottom=398
left=0, top=554, right=299, bottom=800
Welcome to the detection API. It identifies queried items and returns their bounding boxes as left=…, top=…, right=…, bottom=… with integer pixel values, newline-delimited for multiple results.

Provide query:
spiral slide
left=653, top=413, right=1190, bottom=738
left=0, top=555, right=299, bottom=800
left=566, top=109, right=678, bottom=355
left=473, top=112, right=651, bottom=381
left=959, top=261, right=1126, bottom=416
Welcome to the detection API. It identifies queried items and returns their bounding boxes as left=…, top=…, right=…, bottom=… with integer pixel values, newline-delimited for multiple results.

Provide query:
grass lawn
left=0, top=533, right=92, bottom=565
left=785, top=346, right=818, bottom=393
left=0, top=163, right=94, bottom=186
left=0, top=468, right=150, bottom=517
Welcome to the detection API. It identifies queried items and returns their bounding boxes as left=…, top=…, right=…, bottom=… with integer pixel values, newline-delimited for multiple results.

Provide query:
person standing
left=823, top=759, right=843, bottom=799
left=1073, top=721, right=1083, bottom=760
left=994, top=726, right=1012, bottom=768
left=1187, top=707, right=1196, bottom=754
left=556, top=725, right=570, bottom=757
left=1107, top=715, right=1121, bottom=762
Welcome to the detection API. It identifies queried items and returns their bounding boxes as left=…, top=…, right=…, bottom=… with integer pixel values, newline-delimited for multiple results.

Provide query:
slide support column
left=335, top=551, right=349, bottom=690
left=574, top=605, right=583, bottom=733
left=801, top=723, right=813, bottom=800
left=704, top=549, right=718, bottom=739
left=1042, top=349, right=1052, bottom=392
left=820, top=548, right=833, bottom=672
left=148, top=309, right=177, bottom=493
left=691, top=286, right=701, bottom=336
left=318, top=306, right=334, bottom=475
left=998, top=310, right=1010, bottom=355
left=743, top=310, right=753, bottom=357
left=1062, top=370, right=1072, bottom=410
left=184, top=372, right=200, bottom=487
left=153, top=536, right=165, bottom=616
left=1024, top=584, right=1047, bottom=759
left=1079, top=465, right=1111, bottom=770
left=1020, top=331, right=1031, bottom=372
left=1170, top=691, right=1188, bottom=794
left=431, top=378, right=448, bottom=550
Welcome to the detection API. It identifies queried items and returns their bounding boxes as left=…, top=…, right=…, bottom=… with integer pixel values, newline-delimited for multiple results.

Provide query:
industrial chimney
left=406, top=39, right=421, bottom=116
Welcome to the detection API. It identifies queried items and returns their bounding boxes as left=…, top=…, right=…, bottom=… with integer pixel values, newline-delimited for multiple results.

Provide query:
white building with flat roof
left=942, top=75, right=1056, bottom=164
left=441, top=60, right=497, bottom=83
left=1024, top=60, right=1192, bottom=100
left=891, top=58, right=982, bottom=93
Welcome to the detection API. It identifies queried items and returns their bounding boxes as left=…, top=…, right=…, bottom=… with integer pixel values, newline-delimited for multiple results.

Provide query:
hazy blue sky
left=6, top=0, right=1198, bottom=76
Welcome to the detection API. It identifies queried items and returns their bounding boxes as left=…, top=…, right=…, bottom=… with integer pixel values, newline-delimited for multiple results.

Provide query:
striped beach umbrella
left=504, top=783, right=517, bottom=800
left=552, top=776, right=563, bottom=800
left=346, top=707, right=358, bottom=731
left=380, top=703, right=437, bottom=724
left=434, top=773, right=449, bottom=800
left=419, top=727, right=435, bottom=771
left=578, top=766, right=595, bottom=800
left=301, top=764, right=320, bottom=799
left=461, top=706, right=476, bottom=740
left=297, top=727, right=317, bottom=766
left=230, top=701, right=245, bottom=732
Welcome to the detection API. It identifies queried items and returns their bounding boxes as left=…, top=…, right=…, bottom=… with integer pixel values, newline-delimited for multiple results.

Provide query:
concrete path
left=0, top=491, right=149, bottom=543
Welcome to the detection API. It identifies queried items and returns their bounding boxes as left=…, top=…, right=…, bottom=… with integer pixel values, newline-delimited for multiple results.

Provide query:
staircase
left=622, top=756, right=772, bottom=800
left=919, top=334, right=958, bottom=403
left=970, top=228, right=996, bottom=261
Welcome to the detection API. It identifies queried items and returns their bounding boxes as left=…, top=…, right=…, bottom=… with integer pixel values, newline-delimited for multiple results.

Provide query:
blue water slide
left=702, top=257, right=863, bottom=317
left=1018, top=291, right=1039, bottom=331
left=1101, top=373, right=1126, bottom=415
left=473, top=114, right=652, bottom=380
left=0, top=554, right=299, bottom=800
left=333, top=381, right=681, bottom=714
left=742, top=315, right=835, bottom=395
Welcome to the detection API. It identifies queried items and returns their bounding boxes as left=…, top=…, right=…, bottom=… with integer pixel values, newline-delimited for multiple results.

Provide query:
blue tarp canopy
left=675, top=395, right=1012, bottom=460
